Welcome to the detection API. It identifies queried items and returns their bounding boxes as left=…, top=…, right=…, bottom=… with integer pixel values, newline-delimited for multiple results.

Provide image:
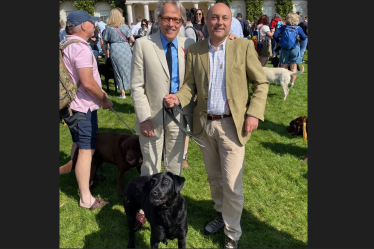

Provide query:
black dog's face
left=286, top=116, right=307, bottom=136
left=148, top=172, right=185, bottom=207
left=122, top=136, right=143, bottom=166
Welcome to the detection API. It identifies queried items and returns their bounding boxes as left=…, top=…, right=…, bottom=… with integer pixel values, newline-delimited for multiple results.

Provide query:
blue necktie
left=166, top=42, right=173, bottom=93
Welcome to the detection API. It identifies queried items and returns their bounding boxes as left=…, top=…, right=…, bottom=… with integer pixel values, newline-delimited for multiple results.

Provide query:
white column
left=143, top=2, right=149, bottom=21
left=193, top=2, right=198, bottom=9
left=208, top=2, right=215, bottom=10
left=126, top=2, right=133, bottom=26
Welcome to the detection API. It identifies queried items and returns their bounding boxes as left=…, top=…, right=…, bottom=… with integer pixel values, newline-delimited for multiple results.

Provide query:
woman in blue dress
left=104, top=8, right=135, bottom=99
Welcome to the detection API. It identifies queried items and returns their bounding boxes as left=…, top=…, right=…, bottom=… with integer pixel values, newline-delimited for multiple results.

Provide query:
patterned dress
left=103, top=25, right=132, bottom=91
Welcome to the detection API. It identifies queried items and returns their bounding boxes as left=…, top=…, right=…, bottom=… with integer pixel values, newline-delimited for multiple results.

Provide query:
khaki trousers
left=139, top=108, right=186, bottom=176
left=200, top=116, right=245, bottom=241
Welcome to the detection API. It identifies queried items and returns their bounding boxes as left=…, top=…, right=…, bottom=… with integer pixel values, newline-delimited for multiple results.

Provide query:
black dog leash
left=162, top=98, right=206, bottom=172
left=110, top=107, right=137, bottom=135
left=162, top=98, right=206, bottom=148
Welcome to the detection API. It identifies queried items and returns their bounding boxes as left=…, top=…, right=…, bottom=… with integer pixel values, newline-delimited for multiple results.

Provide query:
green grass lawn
left=60, top=51, right=308, bottom=248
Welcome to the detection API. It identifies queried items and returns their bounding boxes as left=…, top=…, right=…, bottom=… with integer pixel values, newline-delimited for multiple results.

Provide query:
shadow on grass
left=77, top=194, right=306, bottom=248
left=60, top=164, right=307, bottom=247
left=260, top=142, right=307, bottom=160
left=258, top=119, right=298, bottom=139
left=184, top=196, right=307, bottom=248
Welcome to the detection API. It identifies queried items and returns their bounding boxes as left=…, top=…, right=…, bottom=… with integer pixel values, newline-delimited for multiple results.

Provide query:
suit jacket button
left=166, top=79, right=169, bottom=82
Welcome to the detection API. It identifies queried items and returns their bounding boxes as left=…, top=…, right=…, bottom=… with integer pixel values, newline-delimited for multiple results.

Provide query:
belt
left=207, top=113, right=232, bottom=120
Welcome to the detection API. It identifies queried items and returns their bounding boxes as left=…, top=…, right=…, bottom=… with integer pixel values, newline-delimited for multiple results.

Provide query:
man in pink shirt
left=60, top=10, right=113, bottom=210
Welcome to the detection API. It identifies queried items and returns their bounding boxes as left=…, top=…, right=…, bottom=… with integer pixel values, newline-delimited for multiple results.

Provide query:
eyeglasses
left=160, top=16, right=182, bottom=24
left=87, top=21, right=94, bottom=25
left=141, top=24, right=146, bottom=26
left=195, top=13, right=202, bottom=16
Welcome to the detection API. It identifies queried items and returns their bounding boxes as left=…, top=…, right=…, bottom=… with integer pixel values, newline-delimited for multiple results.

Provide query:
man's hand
left=245, top=116, right=259, bottom=135
left=100, top=90, right=113, bottom=110
left=228, top=33, right=238, bottom=40
left=164, top=94, right=179, bottom=108
left=101, top=96, right=113, bottom=110
left=140, top=119, right=155, bottom=137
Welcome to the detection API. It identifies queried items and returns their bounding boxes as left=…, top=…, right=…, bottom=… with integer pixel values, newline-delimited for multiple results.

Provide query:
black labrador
left=124, top=171, right=187, bottom=248
left=98, top=58, right=117, bottom=93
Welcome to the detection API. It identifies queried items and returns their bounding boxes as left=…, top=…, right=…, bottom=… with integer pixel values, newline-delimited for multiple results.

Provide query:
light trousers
left=200, top=117, right=245, bottom=241
left=139, top=108, right=186, bottom=176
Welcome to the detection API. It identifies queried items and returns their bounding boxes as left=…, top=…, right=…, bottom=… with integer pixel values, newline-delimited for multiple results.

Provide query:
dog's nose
left=151, top=191, right=158, bottom=196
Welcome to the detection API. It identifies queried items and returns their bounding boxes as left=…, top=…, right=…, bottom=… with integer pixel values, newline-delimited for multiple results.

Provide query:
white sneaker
left=118, top=95, right=126, bottom=99
left=290, top=83, right=294, bottom=88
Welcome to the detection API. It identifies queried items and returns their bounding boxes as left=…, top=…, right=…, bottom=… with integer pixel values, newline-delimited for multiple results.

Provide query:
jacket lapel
left=199, top=39, right=210, bottom=83
left=152, top=32, right=170, bottom=78
left=177, top=37, right=186, bottom=87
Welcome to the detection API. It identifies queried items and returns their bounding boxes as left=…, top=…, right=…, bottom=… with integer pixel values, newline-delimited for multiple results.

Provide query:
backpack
left=279, top=25, right=299, bottom=50
left=275, top=20, right=284, bottom=30
left=251, top=25, right=264, bottom=52
left=59, top=39, right=92, bottom=113
left=185, top=26, right=204, bottom=42
left=243, top=22, right=250, bottom=37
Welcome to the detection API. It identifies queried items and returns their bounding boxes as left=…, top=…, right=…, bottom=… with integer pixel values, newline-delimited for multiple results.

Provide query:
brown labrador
left=286, top=116, right=308, bottom=162
left=59, top=133, right=143, bottom=197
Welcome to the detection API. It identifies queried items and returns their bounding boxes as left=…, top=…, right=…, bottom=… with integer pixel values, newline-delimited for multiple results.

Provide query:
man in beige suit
left=165, top=3, right=269, bottom=248
left=130, top=0, right=195, bottom=231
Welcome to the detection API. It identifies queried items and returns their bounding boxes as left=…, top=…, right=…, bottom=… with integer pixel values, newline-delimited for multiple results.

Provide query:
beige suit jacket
left=131, top=31, right=195, bottom=137
left=175, top=38, right=269, bottom=145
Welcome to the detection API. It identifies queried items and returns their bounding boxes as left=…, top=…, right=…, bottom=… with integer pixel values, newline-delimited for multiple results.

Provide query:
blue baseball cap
left=67, top=10, right=100, bottom=26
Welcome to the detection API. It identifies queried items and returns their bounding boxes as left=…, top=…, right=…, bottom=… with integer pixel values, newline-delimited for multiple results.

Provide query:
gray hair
left=155, top=0, right=186, bottom=24
left=272, top=13, right=281, bottom=20
left=65, top=20, right=81, bottom=35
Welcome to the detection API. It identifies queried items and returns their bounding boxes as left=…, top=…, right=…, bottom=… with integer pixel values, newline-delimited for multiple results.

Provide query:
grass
left=60, top=51, right=308, bottom=248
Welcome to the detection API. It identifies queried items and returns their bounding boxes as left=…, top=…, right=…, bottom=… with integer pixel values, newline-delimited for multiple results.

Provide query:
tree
left=245, top=0, right=264, bottom=22
left=275, top=0, right=294, bottom=20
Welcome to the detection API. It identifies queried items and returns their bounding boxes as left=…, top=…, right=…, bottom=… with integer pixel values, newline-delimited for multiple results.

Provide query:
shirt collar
left=208, top=37, right=227, bottom=51
left=160, top=32, right=178, bottom=49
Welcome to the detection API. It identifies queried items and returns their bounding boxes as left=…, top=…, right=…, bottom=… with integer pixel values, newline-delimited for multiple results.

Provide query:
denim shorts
left=279, top=44, right=301, bottom=64
left=60, top=107, right=98, bottom=149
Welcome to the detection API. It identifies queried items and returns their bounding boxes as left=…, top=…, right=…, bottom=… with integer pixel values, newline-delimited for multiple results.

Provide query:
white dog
left=262, top=65, right=304, bottom=100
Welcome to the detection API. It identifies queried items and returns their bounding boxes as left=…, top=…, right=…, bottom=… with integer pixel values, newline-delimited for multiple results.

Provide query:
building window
left=149, top=11, right=154, bottom=21
left=230, top=6, right=241, bottom=17
left=263, top=6, right=273, bottom=19
left=99, top=10, right=110, bottom=22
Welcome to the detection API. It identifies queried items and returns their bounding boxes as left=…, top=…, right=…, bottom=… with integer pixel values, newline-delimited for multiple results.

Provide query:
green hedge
left=274, top=0, right=294, bottom=20
left=60, top=0, right=126, bottom=17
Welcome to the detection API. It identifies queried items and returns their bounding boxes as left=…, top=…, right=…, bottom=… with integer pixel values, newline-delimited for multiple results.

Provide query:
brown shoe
left=182, top=159, right=188, bottom=169
left=134, top=212, right=146, bottom=232
left=79, top=198, right=108, bottom=210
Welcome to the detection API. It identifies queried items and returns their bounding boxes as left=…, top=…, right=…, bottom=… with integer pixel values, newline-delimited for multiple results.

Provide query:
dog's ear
left=167, top=172, right=185, bottom=193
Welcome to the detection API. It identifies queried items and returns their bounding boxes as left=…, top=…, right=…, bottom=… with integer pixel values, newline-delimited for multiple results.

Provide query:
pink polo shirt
left=62, top=35, right=102, bottom=113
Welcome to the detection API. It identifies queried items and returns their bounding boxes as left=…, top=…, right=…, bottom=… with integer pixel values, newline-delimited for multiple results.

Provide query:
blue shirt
left=230, top=17, right=244, bottom=38
left=160, top=32, right=180, bottom=94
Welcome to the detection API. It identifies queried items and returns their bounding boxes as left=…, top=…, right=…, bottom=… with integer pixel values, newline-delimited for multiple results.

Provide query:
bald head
left=207, top=3, right=231, bottom=18
left=206, top=3, right=232, bottom=46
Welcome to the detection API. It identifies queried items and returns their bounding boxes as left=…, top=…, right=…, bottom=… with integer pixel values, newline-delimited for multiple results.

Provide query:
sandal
left=79, top=198, right=109, bottom=210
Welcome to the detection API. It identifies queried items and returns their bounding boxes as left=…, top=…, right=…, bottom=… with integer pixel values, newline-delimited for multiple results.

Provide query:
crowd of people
left=60, top=1, right=307, bottom=248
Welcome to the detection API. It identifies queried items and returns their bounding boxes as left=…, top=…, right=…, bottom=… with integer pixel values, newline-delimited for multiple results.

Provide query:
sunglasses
left=141, top=24, right=146, bottom=26
left=160, top=16, right=182, bottom=24
left=195, top=13, right=202, bottom=16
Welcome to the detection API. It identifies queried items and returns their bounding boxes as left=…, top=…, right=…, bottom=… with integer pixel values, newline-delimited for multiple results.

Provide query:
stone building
left=59, top=0, right=308, bottom=25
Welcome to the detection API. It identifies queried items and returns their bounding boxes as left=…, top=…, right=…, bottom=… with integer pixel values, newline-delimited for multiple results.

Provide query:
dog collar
left=303, top=117, right=308, bottom=142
